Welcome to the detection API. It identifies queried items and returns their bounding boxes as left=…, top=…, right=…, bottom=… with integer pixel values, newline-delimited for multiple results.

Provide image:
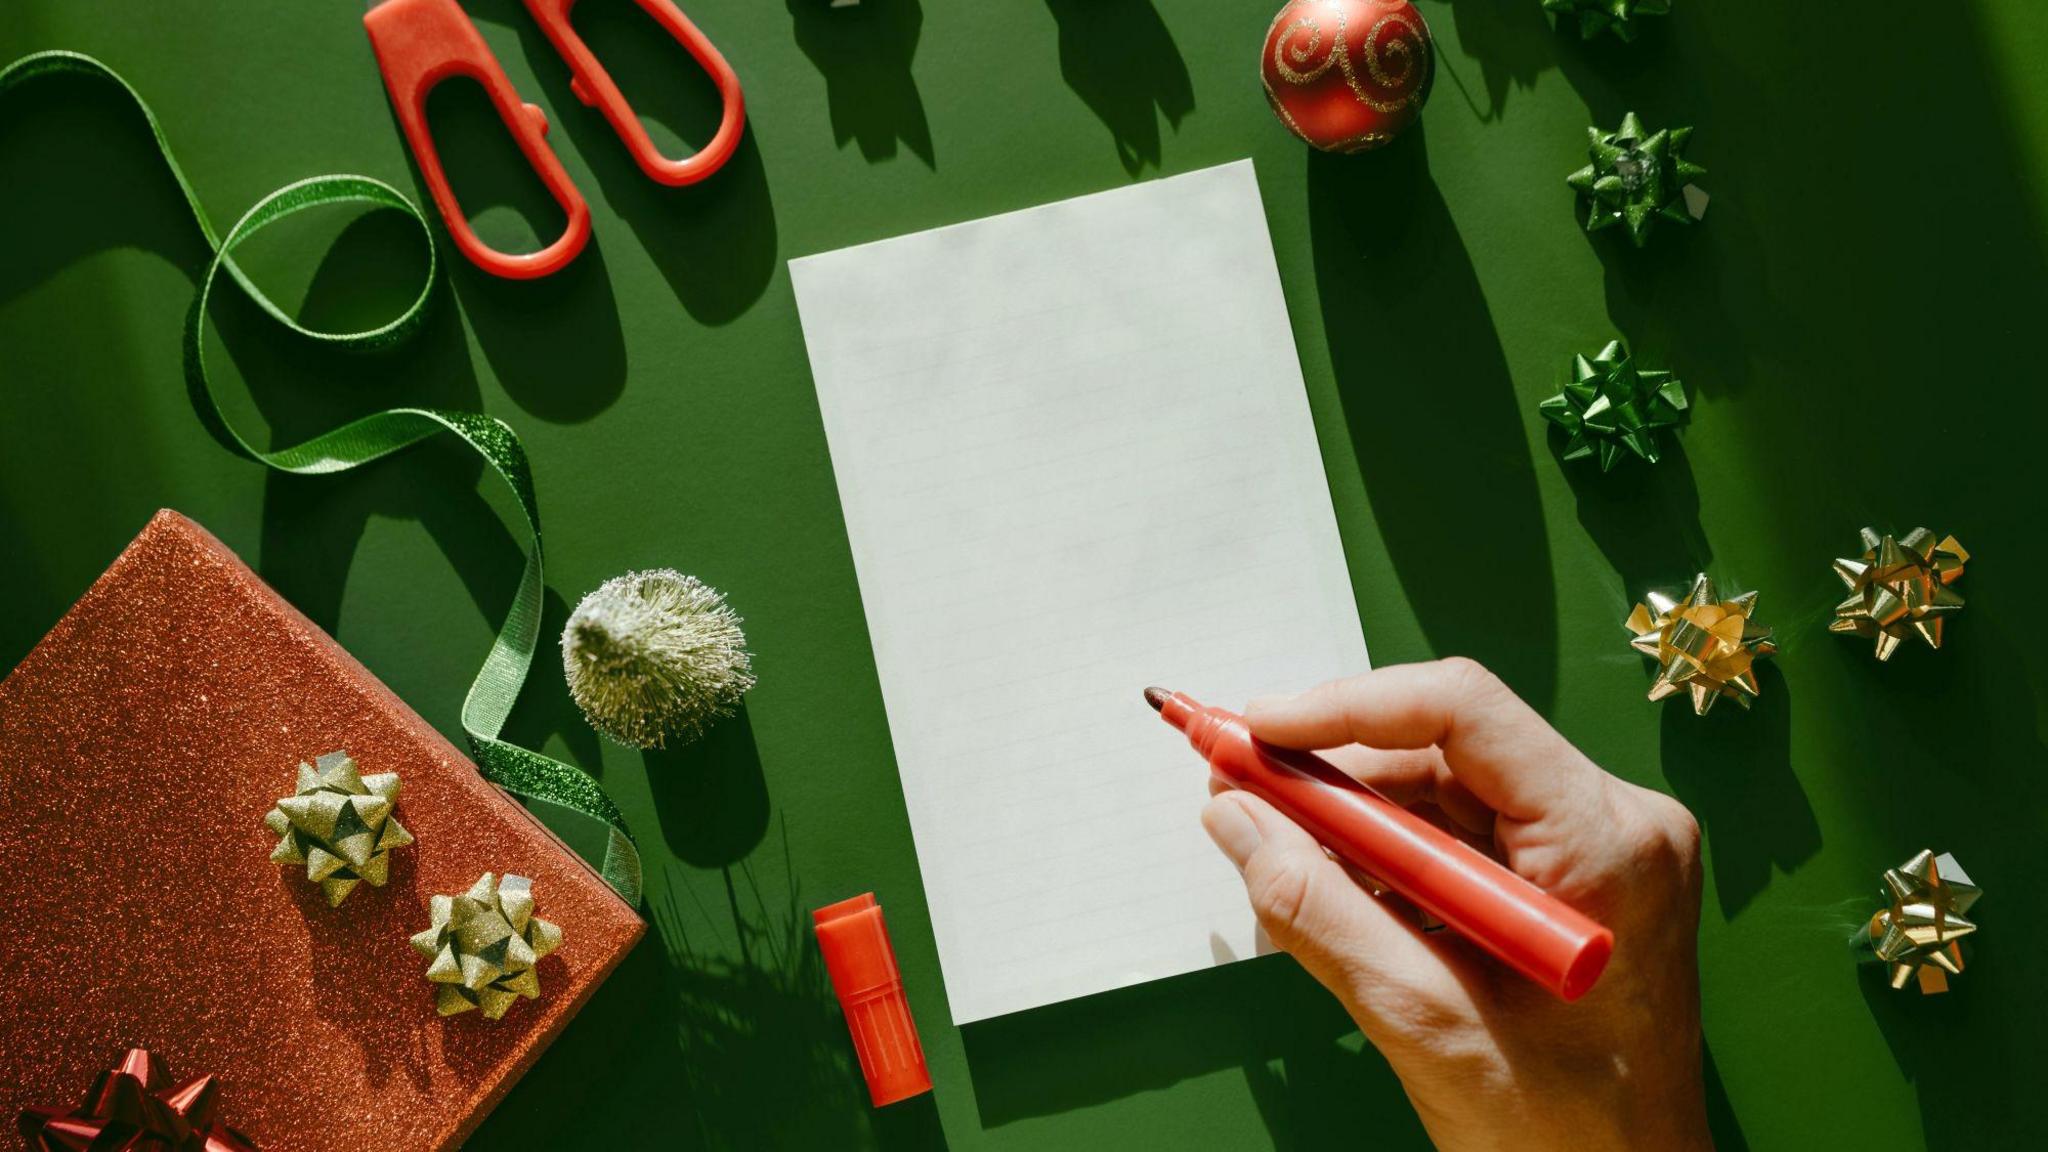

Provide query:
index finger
left=1244, top=658, right=1592, bottom=822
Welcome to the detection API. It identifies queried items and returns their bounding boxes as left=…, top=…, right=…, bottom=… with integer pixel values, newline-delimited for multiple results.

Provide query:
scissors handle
left=364, top=0, right=591, bottom=279
left=521, top=0, right=746, bottom=187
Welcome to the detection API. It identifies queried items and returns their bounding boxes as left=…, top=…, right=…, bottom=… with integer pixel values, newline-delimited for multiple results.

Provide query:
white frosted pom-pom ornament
left=562, top=569, right=757, bottom=750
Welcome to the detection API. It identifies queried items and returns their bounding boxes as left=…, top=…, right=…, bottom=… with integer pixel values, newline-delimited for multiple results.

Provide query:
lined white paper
left=790, top=160, right=1369, bottom=1024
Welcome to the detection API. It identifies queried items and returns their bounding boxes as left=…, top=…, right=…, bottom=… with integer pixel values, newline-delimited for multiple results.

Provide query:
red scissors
left=363, top=0, right=745, bottom=280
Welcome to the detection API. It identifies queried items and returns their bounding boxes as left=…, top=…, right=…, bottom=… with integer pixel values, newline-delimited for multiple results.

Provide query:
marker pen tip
left=1143, top=687, right=1169, bottom=713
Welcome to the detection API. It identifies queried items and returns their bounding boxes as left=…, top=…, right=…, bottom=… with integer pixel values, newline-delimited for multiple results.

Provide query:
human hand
left=1200, top=659, right=1710, bottom=1152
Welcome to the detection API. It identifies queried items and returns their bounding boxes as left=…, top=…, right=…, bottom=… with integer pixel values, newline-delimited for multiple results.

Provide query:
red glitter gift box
left=0, top=511, right=644, bottom=1150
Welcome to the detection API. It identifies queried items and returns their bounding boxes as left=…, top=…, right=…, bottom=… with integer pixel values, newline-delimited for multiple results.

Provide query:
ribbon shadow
left=241, top=215, right=603, bottom=782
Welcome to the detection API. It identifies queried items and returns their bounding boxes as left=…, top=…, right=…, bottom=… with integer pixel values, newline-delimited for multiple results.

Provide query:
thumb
left=1203, top=791, right=1449, bottom=1012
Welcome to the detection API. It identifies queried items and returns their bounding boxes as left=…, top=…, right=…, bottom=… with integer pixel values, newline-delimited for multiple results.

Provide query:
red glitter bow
left=18, top=1048, right=257, bottom=1152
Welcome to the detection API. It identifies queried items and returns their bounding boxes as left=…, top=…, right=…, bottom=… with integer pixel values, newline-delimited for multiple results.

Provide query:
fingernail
left=1202, top=794, right=1262, bottom=870
left=1244, top=694, right=1288, bottom=719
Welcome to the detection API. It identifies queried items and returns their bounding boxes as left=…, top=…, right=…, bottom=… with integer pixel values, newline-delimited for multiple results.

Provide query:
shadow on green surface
left=1552, top=8, right=2048, bottom=1144
left=464, top=925, right=692, bottom=1148
left=1238, top=1028, right=1430, bottom=1150
left=502, top=585, right=610, bottom=774
left=477, top=847, right=949, bottom=1149
left=647, top=700, right=772, bottom=869
left=259, top=448, right=608, bottom=791
left=1658, top=662, right=1817, bottom=919
left=1305, top=129, right=1559, bottom=713
left=424, top=75, right=569, bottom=256
left=1832, top=624, right=2048, bottom=1149
left=451, top=239, right=631, bottom=422
left=1547, top=22, right=1771, bottom=405
left=257, top=453, right=607, bottom=760
left=1555, top=1, right=2048, bottom=409
left=965, top=954, right=1746, bottom=1147
left=962, top=951, right=1413, bottom=1142
left=1419, top=0, right=1557, bottom=124
left=0, top=67, right=210, bottom=299
left=0, top=58, right=600, bottom=784
left=0, top=66, right=223, bottom=668
left=421, top=74, right=629, bottom=422
left=1044, top=0, right=1194, bottom=176
left=1557, top=426, right=1710, bottom=600
left=1856, top=956, right=2027, bottom=1150
left=483, top=0, right=781, bottom=327
left=236, top=209, right=608, bottom=777
left=662, top=854, right=872, bottom=1148
left=1557, top=8, right=2048, bottom=1137
left=1700, top=1041, right=1751, bottom=1151
left=786, top=0, right=934, bottom=167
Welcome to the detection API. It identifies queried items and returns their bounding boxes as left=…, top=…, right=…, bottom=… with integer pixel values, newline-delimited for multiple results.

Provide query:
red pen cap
left=813, top=893, right=932, bottom=1107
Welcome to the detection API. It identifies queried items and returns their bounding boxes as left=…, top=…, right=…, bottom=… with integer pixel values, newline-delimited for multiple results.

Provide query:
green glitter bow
left=266, top=751, right=415, bottom=906
left=1567, top=112, right=1705, bottom=248
left=1542, top=0, right=1670, bottom=42
left=1539, top=340, right=1688, bottom=470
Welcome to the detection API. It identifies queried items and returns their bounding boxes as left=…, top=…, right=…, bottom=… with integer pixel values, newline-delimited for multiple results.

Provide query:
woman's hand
left=1201, top=658, right=1711, bottom=1152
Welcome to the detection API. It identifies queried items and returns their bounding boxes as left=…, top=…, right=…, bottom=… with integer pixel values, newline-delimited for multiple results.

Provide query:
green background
left=3, top=1, right=2045, bottom=1147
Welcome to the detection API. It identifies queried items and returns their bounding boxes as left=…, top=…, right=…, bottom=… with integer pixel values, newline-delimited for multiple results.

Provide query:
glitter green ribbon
left=1, top=50, right=641, bottom=907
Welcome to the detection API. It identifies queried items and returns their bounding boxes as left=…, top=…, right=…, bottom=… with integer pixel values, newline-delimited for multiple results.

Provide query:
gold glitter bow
left=1859, top=849, right=1981, bottom=994
left=411, top=873, right=563, bottom=1019
left=1830, top=528, right=1967, bottom=660
left=1625, top=573, right=1776, bottom=715
left=266, top=750, right=414, bottom=906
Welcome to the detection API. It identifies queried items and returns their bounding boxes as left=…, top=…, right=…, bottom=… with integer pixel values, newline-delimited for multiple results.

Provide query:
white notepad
left=790, top=160, right=1369, bottom=1024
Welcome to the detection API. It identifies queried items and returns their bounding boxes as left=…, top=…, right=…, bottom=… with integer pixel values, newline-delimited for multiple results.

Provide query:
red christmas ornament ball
left=1260, top=0, right=1434, bottom=152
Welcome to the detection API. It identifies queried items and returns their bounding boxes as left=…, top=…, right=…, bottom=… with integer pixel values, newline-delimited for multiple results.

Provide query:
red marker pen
left=1147, top=688, right=1614, bottom=1001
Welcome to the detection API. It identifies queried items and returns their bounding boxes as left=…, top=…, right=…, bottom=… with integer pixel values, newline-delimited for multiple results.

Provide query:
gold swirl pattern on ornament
left=1264, top=3, right=1428, bottom=115
left=1333, top=129, right=1396, bottom=153
left=1264, top=89, right=1312, bottom=143
left=1360, top=14, right=1421, bottom=91
left=1270, top=12, right=1337, bottom=86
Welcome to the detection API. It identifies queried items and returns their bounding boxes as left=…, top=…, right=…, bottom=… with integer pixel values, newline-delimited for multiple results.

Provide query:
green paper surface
left=3, top=1, right=2045, bottom=1148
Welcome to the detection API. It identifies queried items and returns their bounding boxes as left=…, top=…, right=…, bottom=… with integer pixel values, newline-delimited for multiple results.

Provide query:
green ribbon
left=2, top=50, right=641, bottom=907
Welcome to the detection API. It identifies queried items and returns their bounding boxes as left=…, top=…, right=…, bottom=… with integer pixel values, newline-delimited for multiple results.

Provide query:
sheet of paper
left=789, top=160, right=1369, bottom=1024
